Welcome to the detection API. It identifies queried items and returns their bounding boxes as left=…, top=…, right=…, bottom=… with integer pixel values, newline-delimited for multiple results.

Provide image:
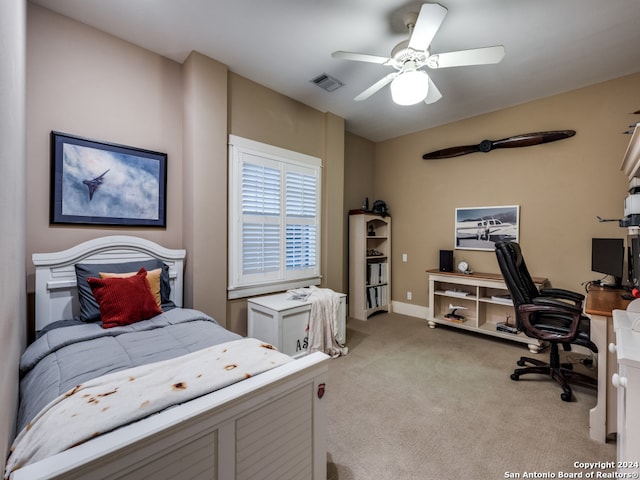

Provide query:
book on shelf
left=491, top=294, right=513, bottom=305
left=366, top=262, right=388, bottom=285
left=366, top=284, right=388, bottom=309
left=444, top=289, right=469, bottom=297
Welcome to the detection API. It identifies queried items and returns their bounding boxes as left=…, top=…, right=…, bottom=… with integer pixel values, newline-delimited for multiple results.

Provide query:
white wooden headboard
left=32, top=236, right=186, bottom=332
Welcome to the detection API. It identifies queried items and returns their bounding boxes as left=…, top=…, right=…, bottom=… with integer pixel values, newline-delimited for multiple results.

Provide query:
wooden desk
left=585, top=286, right=632, bottom=442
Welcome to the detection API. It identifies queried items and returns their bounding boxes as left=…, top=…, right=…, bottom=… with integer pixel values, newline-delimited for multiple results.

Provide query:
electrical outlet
left=407, top=291, right=412, bottom=300
left=402, top=253, right=408, bottom=262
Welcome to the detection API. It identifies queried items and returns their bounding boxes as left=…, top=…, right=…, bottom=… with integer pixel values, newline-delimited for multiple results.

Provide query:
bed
left=6, top=235, right=329, bottom=480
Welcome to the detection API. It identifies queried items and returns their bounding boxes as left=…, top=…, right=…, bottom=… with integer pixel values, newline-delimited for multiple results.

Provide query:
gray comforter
left=17, top=308, right=241, bottom=433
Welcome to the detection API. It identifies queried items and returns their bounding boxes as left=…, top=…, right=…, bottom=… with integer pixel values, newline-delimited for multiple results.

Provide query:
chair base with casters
left=510, top=339, right=597, bottom=402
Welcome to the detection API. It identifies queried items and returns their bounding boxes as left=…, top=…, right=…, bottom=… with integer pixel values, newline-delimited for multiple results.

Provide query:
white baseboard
left=391, top=301, right=428, bottom=320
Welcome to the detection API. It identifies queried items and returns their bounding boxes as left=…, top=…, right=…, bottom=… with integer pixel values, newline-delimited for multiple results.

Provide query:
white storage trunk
left=247, top=292, right=347, bottom=358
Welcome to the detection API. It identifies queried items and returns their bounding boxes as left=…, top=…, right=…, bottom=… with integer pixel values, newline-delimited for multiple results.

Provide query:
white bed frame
left=14, top=236, right=329, bottom=480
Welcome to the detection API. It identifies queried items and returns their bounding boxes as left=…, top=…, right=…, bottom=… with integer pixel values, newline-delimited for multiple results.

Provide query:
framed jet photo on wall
left=50, top=131, right=167, bottom=227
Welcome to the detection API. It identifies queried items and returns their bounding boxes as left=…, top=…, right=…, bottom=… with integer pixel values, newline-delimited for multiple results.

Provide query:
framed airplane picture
left=50, top=131, right=167, bottom=227
left=455, top=205, right=519, bottom=251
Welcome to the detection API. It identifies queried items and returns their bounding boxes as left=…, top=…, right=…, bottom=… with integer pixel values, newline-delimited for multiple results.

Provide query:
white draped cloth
left=304, top=286, right=348, bottom=358
left=5, top=338, right=292, bottom=477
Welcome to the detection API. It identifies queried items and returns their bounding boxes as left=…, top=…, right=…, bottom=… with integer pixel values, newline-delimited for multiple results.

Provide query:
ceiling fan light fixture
left=390, top=69, right=429, bottom=106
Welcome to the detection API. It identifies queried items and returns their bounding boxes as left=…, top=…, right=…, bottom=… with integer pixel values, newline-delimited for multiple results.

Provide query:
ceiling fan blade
left=427, top=45, right=505, bottom=69
left=408, top=3, right=448, bottom=51
left=422, top=130, right=575, bottom=159
left=424, top=77, right=442, bottom=104
left=332, top=51, right=391, bottom=65
left=354, top=72, right=398, bottom=101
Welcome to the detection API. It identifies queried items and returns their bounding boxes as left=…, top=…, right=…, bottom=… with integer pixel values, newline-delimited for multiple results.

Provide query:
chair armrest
left=539, top=287, right=584, bottom=308
left=518, top=303, right=581, bottom=342
left=532, top=297, right=582, bottom=313
left=539, top=287, right=584, bottom=302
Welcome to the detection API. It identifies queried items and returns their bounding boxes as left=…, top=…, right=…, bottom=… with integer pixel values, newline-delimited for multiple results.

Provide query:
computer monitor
left=591, top=238, right=624, bottom=287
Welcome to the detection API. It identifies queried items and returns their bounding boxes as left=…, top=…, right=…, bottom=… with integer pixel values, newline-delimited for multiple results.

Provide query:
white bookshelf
left=426, top=269, right=547, bottom=352
left=349, top=213, right=391, bottom=320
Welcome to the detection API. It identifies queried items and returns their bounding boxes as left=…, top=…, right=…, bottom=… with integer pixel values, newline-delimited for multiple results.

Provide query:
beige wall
left=26, top=4, right=185, bottom=271
left=373, top=73, right=640, bottom=308
left=344, top=132, right=376, bottom=211
left=182, top=51, right=228, bottom=325
left=343, top=132, right=376, bottom=295
left=25, top=4, right=345, bottom=340
left=226, top=73, right=345, bottom=333
left=322, top=112, right=346, bottom=292
left=228, top=73, right=326, bottom=158
left=0, top=0, right=26, bottom=466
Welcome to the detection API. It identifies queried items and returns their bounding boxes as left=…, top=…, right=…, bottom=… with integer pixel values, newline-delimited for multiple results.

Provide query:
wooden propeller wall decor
left=422, top=130, right=576, bottom=160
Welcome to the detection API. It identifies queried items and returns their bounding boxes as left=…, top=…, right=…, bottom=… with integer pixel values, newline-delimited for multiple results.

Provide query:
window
left=228, top=135, right=321, bottom=299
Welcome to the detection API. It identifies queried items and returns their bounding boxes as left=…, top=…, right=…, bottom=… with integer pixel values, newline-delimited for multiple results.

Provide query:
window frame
left=228, top=135, right=322, bottom=299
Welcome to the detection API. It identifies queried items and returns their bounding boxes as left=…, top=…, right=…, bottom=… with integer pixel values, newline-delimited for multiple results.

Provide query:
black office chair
left=494, top=241, right=597, bottom=402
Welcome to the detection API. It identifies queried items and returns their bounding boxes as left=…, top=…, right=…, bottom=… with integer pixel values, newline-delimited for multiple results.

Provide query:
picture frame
left=455, top=205, right=519, bottom=251
left=50, top=131, right=167, bottom=227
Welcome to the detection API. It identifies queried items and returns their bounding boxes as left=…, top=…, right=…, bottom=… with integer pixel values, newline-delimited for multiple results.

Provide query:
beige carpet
left=326, top=312, right=616, bottom=480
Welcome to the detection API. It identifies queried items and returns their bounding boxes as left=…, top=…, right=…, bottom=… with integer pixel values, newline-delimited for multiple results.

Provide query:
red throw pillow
left=87, top=267, right=162, bottom=329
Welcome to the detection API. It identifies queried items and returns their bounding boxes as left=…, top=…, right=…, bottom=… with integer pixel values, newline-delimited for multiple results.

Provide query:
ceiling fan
left=332, top=3, right=505, bottom=106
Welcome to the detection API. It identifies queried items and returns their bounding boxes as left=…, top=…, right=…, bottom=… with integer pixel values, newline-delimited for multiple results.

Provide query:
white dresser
left=611, top=309, right=640, bottom=474
left=247, top=292, right=346, bottom=359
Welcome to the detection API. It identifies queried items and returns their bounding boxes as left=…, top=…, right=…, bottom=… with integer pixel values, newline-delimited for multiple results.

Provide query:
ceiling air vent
left=310, top=73, right=344, bottom=92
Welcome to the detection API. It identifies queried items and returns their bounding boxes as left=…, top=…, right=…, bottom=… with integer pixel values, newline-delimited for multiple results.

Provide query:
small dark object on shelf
left=497, top=322, right=518, bottom=334
left=444, top=312, right=466, bottom=323
left=372, top=200, right=388, bottom=217
left=445, top=305, right=466, bottom=322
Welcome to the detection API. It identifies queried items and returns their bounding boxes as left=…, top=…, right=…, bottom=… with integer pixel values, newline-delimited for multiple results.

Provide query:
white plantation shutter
left=285, top=168, right=317, bottom=276
left=242, top=162, right=280, bottom=216
left=242, top=222, right=280, bottom=275
left=228, top=135, right=321, bottom=299
left=241, top=161, right=281, bottom=278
